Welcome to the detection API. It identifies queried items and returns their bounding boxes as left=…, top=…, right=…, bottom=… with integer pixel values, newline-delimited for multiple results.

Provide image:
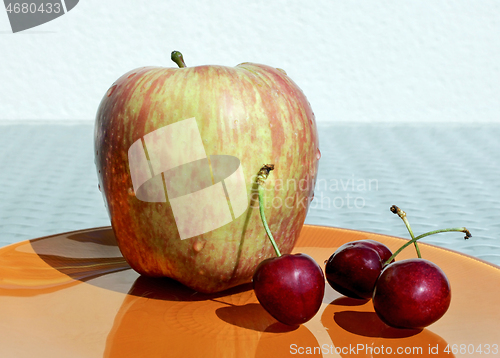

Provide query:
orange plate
left=0, top=225, right=499, bottom=358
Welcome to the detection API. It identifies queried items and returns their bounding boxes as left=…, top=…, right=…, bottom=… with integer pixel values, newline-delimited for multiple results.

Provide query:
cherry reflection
left=321, top=297, right=455, bottom=358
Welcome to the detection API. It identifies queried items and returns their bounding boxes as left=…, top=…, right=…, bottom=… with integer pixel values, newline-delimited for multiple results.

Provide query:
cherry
left=324, top=240, right=393, bottom=299
left=253, top=253, right=325, bottom=326
left=370, top=205, right=471, bottom=329
left=252, top=164, right=325, bottom=326
left=364, top=240, right=394, bottom=264
left=373, top=258, right=451, bottom=329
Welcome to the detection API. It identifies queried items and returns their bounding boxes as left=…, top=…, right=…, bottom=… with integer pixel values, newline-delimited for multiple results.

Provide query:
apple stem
left=390, top=205, right=422, bottom=258
left=257, top=164, right=281, bottom=257
left=171, top=51, right=187, bottom=68
left=384, top=227, right=471, bottom=265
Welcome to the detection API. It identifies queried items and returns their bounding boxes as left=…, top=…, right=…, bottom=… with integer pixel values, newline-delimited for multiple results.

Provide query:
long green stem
left=391, top=205, right=421, bottom=258
left=257, top=164, right=281, bottom=257
left=384, top=227, right=471, bottom=265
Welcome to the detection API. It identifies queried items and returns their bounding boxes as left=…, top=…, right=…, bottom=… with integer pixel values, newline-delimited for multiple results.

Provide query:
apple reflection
left=104, top=275, right=323, bottom=358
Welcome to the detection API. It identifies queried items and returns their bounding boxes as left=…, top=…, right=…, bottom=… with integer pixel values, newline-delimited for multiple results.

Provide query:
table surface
left=1, top=121, right=499, bottom=265
left=0, top=225, right=498, bottom=358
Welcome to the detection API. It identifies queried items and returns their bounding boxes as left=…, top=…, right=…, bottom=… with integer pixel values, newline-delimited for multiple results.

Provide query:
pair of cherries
left=325, top=239, right=451, bottom=329
left=324, top=205, right=470, bottom=329
left=251, top=165, right=470, bottom=329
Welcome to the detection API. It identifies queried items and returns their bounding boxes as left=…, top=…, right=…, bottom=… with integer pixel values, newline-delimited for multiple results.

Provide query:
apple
left=94, top=51, right=319, bottom=293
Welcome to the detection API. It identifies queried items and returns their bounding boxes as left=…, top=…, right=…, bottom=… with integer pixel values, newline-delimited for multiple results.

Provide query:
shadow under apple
left=127, top=274, right=254, bottom=301
left=31, top=227, right=131, bottom=282
left=27, top=227, right=258, bottom=298
left=0, top=228, right=131, bottom=296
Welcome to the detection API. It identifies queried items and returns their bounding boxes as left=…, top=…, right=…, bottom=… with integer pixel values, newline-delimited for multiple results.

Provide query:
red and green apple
left=94, top=52, right=319, bottom=293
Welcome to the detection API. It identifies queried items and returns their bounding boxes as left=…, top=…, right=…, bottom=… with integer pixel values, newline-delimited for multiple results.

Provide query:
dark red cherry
left=253, top=253, right=325, bottom=326
left=325, top=240, right=393, bottom=299
left=363, top=239, right=394, bottom=263
left=373, top=258, right=451, bottom=329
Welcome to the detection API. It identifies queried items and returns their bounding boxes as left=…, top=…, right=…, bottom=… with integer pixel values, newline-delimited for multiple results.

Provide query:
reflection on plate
left=0, top=225, right=499, bottom=357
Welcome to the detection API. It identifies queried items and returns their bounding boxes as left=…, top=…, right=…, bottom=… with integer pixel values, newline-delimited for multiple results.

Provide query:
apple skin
left=94, top=60, right=319, bottom=293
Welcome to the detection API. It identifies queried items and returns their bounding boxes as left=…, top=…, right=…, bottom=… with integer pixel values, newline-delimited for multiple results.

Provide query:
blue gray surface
left=1, top=121, right=499, bottom=266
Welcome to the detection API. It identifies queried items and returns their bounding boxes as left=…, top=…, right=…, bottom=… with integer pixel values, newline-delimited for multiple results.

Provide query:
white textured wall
left=1, top=0, right=499, bottom=123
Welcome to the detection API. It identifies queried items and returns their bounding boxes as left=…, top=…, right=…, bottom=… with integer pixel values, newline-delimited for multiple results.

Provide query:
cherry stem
left=171, top=51, right=186, bottom=68
left=385, top=226, right=472, bottom=265
left=257, top=164, right=281, bottom=257
left=390, top=205, right=422, bottom=258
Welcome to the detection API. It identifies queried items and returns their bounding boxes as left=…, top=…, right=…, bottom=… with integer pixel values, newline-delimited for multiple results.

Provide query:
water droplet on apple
left=127, top=72, right=136, bottom=78
left=193, top=240, right=206, bottom=253
left=128, top=187, right=135, bottom=196
left=107, top=85, right=117, bottom=97
left=311, top=192, right=315, bottom=201
left=316, top=148, right=321, bottom=160
left=234, top=120, right=238, bottom=125
left=276, top=68, right=287, bottom=75
left=98, top=184, right=101, bottom=192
